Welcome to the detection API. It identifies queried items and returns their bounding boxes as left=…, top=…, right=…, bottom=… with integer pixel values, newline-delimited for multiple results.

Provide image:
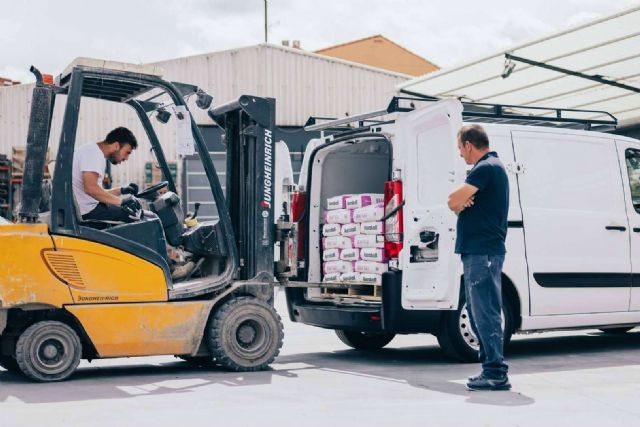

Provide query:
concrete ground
left=1, top=293, right=639, bottom=427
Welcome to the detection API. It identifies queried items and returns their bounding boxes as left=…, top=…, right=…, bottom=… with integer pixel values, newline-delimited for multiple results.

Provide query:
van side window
left=625, top=149, right=640, bottom=213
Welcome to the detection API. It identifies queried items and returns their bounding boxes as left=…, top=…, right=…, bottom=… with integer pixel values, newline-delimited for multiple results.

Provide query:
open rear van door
left=395, top=98, right=465, bottom=309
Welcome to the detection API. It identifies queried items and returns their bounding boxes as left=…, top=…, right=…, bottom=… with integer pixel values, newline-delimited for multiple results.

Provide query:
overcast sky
left=1, top=0, right=638, bottom=83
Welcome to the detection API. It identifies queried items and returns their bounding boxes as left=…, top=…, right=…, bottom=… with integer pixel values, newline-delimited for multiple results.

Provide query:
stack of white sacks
left=322, top=193, right=388, bottom=286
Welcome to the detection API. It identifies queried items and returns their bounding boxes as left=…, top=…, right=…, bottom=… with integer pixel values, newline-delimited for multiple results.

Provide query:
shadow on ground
left=1, top=330, right=638, bottom=407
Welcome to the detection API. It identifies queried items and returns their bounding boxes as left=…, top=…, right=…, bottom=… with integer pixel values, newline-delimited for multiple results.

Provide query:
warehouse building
left=0, top=43, right=410, bottom=219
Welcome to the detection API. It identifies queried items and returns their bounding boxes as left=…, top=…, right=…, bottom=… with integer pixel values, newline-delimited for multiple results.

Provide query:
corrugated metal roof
left=398, top=5, right=640, bottom=125
left=153, top=43, right=409, bottom=127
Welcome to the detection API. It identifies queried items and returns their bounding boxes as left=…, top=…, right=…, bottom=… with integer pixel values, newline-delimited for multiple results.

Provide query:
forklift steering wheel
left=136, top=181, right=169, bottom=200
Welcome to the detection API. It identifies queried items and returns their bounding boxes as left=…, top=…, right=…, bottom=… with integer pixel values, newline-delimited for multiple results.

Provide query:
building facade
left=0, top=44, right=409, bottom=219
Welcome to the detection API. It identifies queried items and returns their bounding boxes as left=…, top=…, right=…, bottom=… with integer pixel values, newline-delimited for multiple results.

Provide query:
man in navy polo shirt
left=447, top=124, right=510, bottom=391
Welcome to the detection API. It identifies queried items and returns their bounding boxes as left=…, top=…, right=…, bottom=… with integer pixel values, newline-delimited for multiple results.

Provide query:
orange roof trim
left=315, top=34, right=439, bottom=76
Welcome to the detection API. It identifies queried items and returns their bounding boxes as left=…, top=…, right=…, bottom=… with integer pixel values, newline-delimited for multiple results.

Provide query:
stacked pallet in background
left=321, top=193, right=388, bottom=299
left=10, top=147, right=52, bottom=219
left=11, top=147, right=51, bottom=180
left=0, top=155, right=10, bottom=219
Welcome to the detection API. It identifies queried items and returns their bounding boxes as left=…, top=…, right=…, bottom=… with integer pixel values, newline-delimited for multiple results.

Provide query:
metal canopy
left=78, top=76, right=156, bottom=102
left=398, top=5, right=640, bottom=125
left=56, top=58, right=166, bottom=103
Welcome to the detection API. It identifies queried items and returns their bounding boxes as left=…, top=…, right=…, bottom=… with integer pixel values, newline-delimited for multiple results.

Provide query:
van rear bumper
left=284, top=271, right=444, bottom=333
left=287, top=300, right=383, bottom=331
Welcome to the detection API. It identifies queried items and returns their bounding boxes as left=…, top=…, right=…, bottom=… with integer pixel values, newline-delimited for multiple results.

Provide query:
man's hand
left=120, top=182, right=139, bottom=196
left=452, top=195, right=474, bottom=215
left=121, top=195, right=143, bottom=220
left=463, top=195, right=475, bottom=208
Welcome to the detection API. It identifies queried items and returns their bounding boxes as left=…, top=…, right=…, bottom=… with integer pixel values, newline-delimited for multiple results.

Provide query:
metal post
left=264, top=0, right=268, bottom=43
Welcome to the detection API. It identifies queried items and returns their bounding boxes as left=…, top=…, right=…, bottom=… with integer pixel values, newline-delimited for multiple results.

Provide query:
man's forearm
left=87, top=188, right=121, bottom=206
left=448, top=183, right=478, bottom=213
left=107, top=187, right=122, bottom=196
left=449, top=196, right=474, bottom=214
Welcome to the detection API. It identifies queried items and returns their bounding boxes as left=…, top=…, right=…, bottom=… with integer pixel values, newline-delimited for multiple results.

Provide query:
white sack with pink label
left=355, top=260, right=388, bottom=275
left=345, top=194, right=384, bottom=209
left=352, top=203, right=384, bottom=223
left=323, top=260, right=355, bottom=274
left=353, top=234, right=385, bottom=249
left=322, top=235, right=353, bottom=250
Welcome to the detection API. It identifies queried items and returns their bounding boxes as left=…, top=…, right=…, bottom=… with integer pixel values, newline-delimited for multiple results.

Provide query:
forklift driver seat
left=73, top=195, right=125, bottom=230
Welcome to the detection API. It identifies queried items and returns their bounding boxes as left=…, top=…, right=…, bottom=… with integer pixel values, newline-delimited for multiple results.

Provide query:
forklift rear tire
left=335, top=330, right=396, bottom=350
left=15, top=321, right=82, bottom=382
left=207, top=297, right=284, bottom=372
left=0, top=356, right=21, bottom=374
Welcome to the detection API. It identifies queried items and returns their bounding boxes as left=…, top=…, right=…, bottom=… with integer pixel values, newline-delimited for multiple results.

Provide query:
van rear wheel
left=437, top=294, right=513, bottom=363
left=15, top=321, right=82, bottom=382
left=335, top=330, right=395, bottom=350
left=207, top=297, right=284, bottom=372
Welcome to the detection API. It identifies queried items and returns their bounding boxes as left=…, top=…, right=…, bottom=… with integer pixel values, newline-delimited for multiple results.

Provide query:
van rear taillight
left=384, top=180, right=403, bottom=258
left=292, top=191, right=307, bottom=260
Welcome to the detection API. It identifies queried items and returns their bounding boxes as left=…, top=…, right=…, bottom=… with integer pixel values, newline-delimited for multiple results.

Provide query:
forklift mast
left=208, top=96, right=277, bottom=283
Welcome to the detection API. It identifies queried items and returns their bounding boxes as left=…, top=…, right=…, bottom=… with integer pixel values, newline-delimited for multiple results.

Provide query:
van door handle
left=605, top=226, right=627, bottom=231
left=633, top=227, right=640, bottom=233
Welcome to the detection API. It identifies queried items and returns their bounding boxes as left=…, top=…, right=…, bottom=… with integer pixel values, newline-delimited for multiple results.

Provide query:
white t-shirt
left=72, top=143, right=106, bottom=215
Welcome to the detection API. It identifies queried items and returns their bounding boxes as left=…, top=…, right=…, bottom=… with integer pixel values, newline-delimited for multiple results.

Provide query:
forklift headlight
left=196, top=90, right=213, bottom=110
left=156, top=108, right=171, bottom=124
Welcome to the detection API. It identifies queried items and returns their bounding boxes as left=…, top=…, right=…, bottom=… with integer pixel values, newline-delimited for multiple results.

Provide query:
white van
left=283, top=97, right=640, bottom=360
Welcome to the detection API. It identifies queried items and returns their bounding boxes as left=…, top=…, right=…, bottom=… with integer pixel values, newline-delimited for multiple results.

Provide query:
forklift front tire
left=15, top=321, right=82, bottom=382
left=207, top=297, right=284, bottom=372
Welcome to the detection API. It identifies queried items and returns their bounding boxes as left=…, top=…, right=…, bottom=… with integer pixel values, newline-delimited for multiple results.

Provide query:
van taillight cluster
left=383, top=180, right=403, bottom=258
left=291, top=191, right=307, bottom=260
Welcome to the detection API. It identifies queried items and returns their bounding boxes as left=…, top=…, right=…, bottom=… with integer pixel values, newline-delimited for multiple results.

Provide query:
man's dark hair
left=104, top=127, right=137, bottom=149
left=457, top=124, right=489, bottom=150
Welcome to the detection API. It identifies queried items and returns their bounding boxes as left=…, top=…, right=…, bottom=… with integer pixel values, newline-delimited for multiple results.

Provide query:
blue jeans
left=461, top=254, right=509, bottom=379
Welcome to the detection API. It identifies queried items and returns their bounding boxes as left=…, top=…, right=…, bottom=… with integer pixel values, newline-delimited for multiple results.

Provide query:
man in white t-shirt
left=73, top=127, right=196, bottom=280
left=72, top=127, right=142, bottom=223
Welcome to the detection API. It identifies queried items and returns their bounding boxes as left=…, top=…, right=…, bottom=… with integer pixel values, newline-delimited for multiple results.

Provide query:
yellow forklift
left=0, top=59, right=297, bottom=381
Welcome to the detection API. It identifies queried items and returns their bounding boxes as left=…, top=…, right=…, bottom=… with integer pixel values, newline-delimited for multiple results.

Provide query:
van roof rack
left=303, top=116, right=389, bottom=132
left=304, top=95, right=618, bottom=133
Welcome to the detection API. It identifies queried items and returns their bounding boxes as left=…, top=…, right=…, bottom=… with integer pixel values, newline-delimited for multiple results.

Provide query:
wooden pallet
left=319, top=282, right=381, bottom=300
left=347, top=283, right=381, bottom=298
left=320, top=286, right=349, bottom=297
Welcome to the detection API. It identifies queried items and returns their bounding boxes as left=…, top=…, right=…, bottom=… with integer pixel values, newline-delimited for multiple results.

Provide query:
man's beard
left=108, top=155, right=120, bottom=165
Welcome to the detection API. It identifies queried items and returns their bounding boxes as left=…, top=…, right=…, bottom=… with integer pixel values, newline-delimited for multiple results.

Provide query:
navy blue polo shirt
left=455, top=151, right=509, bottom=255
